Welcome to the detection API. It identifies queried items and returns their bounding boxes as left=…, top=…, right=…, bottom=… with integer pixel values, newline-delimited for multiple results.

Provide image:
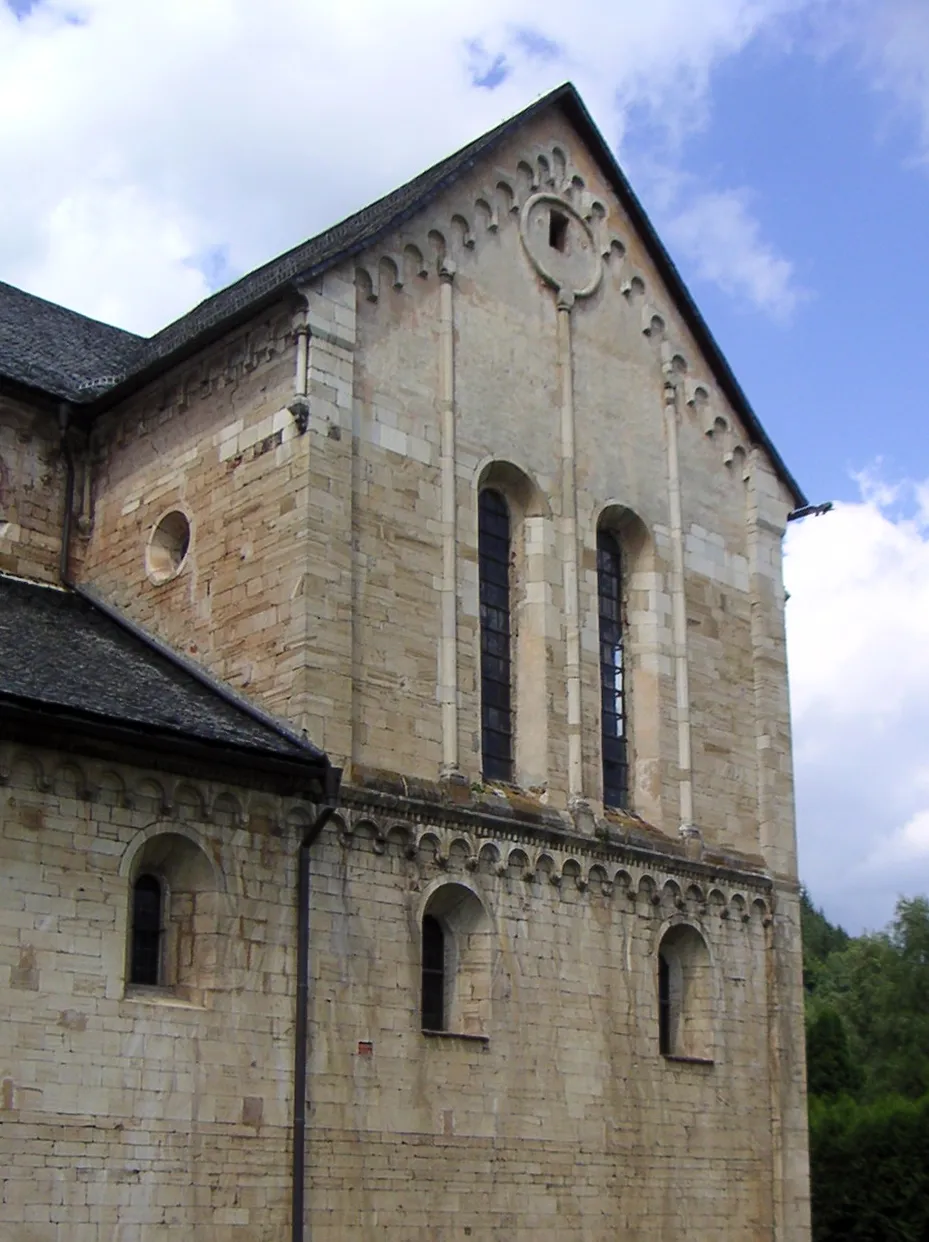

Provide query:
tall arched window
left=421, top=915, right=446, bottom=1031
left=479, top=489, right=513, bottom=782
left=130, top=874, right=163, bottom=985
left=597, top=529, right=628, bottom=807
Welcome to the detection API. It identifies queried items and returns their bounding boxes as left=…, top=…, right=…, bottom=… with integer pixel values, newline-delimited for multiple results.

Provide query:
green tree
left=806, top=1006, right=860, bottom=1099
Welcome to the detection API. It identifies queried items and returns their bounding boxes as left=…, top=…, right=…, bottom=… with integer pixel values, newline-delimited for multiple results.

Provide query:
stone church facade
left=0, top=84, right=811, bottom=1239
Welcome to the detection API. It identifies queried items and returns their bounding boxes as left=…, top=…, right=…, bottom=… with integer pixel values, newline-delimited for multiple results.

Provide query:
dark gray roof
left=0, top=83, right=805, bottom=504
left=0, top=572, right=329, bottom=776
left=0, top=279, right=143, bottom=403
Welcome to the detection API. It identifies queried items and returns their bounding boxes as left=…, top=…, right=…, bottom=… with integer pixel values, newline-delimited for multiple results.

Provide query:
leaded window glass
left=130, top=874, right=162, bottom=985
left=479, top=489, right=513, bottom=782
left=421, top=915, right=445, bottom=1031
left=597, top=529, right=628, bottom=808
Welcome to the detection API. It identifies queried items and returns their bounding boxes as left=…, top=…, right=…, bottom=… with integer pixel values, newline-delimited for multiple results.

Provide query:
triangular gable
left=0, top=83, right=804, bottom=505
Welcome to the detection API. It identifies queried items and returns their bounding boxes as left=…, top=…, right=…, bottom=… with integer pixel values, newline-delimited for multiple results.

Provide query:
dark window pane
left=130, top=874, right=162, bottom=986
left=479, top=489, right=513, bottom=782
left=421, top=915, right=445, bottom=1030
left=658, top=953, right=671, bottom=1055
left=598, top=529, right=628, bottom=808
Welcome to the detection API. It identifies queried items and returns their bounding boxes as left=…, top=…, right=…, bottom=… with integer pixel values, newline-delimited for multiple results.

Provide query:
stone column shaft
left=438, top=266, right=460, bottom=777
left=663, top=370, right=694, bottom=828
left=558, top=298, right=583, bottom=801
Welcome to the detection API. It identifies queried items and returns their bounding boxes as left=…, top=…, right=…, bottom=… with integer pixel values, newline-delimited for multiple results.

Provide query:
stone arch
left=613, top=868, right=634, bottom=900
left=685, top=883, right=706, bottom=912
left=121, top=826, right=226, bottom=1004
left=378, top=254, right=402, bottom=292
left=730, top=893, right=749, bottom=924
left=418, top=879, right=493, bottom=1036
left=96, top=768, right=128, bottom=808
left=51, top=760, right=90, bottom=800
left=474, top=195, right=497, bottom=234
left=355, top=263, right=378, bottom=303
left=173, top=780, right=207, bottom=822
left=661, top=879, right=684, bottom=915
left=594, top=503, right=658, bottom=821
left=450, top=214, right=474, bottom=253
left=473, top=459, right=552, bottom=789
left=588, top=863, right=610, bottom=896
left=515, top=159, right=537, bottom=201
left=657, top=921, right=715, bottom=1061
left=707, top=888, right=729, bottom=920
left=477, top=841, right=501, bottom=876
left=448, top=836, right=473, bottom=870
left=536, top=852, right=558, bottom=886
left=505, top=846, right=531, bottom=882
left=561, top=857, right=585, bottom=892
left=638, top=874, right=660, bottom=908
left=550, top=145, right=568, bottom=188
left=210, top=790, right=245, bottom=828
left=402, top=242, right=428, bottom=281
left=495, top=178, right=517, bottom=218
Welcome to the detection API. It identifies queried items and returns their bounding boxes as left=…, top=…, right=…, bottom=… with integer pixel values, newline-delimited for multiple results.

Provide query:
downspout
left=292, top=763, right=341, bottom=1242
left=62, top=395, right=339, bottom=1239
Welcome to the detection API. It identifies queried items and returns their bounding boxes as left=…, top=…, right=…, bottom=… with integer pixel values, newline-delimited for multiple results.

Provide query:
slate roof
left=0, top=83, right=805, bottom=504
left=0, top=280, right=143, bottom=402
left=0, top=572, right=331, bottom=779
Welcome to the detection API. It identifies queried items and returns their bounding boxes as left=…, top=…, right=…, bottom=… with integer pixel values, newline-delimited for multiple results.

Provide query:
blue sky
left=2, top=0, right=928, bottom=932
left=647, top=34, right=929, bottom=509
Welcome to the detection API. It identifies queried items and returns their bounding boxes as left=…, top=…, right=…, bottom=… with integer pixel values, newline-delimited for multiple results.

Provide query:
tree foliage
left=802, top=893, right=929, bottom=1240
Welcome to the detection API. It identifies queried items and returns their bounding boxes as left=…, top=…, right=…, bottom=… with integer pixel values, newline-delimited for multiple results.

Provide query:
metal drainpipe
left=61, top=396, right=340, bottom=1239
left=292, top=767, right=341, bottom=1242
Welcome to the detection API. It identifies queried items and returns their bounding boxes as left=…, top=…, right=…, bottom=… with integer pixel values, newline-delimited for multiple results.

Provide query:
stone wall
left=0, top=395, right=64, bottom=584
left=3, top=96, right=810, bottom=1240
left=1, top=740, right=796, bottom=1241
left=0, top=743, right=302, bottom=1241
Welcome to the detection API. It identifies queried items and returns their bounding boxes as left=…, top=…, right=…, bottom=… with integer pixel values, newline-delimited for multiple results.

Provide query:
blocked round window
left=146, top=510, right=191, bottom=583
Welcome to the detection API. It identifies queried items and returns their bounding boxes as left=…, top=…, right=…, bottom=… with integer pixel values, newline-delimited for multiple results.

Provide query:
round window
left=146, top=510, right=191, bottom=583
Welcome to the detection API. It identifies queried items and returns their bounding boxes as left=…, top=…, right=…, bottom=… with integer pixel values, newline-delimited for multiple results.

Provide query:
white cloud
left=805, top=0, right=929, bottom=167
left=855, top=0, right=929, bottom=164
left=662, top=186, right=807, bottom=321
left=785, top=475, right=929, bottom=931
left=0, top=0, right=809, bottom=333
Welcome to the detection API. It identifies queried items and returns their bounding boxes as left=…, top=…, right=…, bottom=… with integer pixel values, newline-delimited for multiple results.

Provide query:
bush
left=809, top=1093, right=929, bottom=1242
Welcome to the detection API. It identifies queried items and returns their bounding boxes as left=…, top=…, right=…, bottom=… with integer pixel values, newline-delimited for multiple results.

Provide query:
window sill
left=422, top=1028, right=490, bottom=1045
left=661, top=1053, right=715, bottom=1067
left=123, top=985, right=204, bottom=1010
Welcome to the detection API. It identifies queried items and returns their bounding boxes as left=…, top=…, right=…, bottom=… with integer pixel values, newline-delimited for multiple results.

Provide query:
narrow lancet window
left=658, top=952, right=671, bottom=1055
left=421, top=915, right=446, bottom=1031
left=130, top=874, right=163, bottom=985
left=479, top=489, right=513, bottom=782
left=597, top=529, right=628, bottom=807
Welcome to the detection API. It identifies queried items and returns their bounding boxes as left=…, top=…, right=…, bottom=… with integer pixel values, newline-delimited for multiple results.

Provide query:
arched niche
left=419, top=880, right=492, bottom=1037
left=123, top=829, right=224, bottom=1005
left=657, top=922, right=715, bottom=1062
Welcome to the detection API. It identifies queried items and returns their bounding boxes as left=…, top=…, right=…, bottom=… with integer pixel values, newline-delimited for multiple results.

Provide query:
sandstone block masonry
left=1, top=84, right=811, bottom=1240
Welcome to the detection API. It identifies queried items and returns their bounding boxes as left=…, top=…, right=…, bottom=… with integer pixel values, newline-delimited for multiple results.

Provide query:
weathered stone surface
left=1, top=97, right=810, bottom=1240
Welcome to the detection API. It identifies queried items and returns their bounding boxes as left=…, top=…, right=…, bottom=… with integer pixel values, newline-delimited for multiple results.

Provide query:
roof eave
left=0, top=695, right=335, bottom=791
